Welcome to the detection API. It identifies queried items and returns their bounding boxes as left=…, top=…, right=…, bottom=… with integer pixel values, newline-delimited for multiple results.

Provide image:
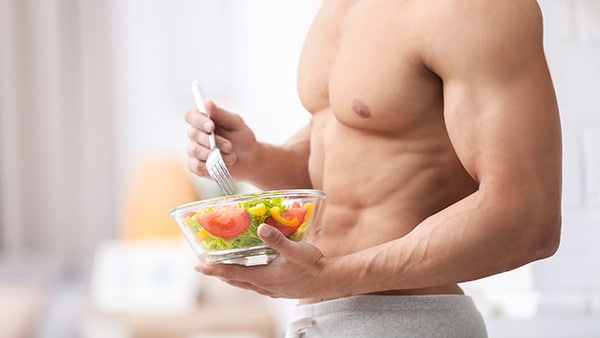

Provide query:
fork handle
left=207, top=132, right=216, bottom=151
left=192, top=80, right=217, bottom=150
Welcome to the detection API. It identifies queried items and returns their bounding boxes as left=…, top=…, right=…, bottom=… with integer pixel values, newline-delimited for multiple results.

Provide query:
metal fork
left=192, top=80, right=237, bottom=195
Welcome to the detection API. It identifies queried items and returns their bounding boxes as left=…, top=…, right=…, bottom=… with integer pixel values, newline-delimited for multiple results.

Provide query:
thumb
left=258, top=224, right=296, bottom=256
left=205, top=100, right=245, bottom=131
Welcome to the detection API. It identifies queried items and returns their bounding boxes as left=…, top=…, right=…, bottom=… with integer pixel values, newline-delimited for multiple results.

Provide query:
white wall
left=532, top=0, right=600, bottom=316
left=110, top=0, right=320, bottom=201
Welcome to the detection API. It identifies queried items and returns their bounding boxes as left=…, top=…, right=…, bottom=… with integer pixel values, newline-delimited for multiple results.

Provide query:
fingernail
left=258, top=224, right=273, bottom=238
left=203, top=122, right=212, bottom=132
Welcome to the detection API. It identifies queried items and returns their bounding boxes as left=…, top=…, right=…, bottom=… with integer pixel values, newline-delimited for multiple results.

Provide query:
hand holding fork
left=191, top=81, right=237, bottom=195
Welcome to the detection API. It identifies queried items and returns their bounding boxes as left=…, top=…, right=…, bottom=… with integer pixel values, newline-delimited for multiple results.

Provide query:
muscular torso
left=297, top=0, right=477, bottom=301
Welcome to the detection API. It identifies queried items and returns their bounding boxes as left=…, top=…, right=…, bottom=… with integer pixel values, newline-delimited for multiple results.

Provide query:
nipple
left=352, top=99, right=371, bottom=118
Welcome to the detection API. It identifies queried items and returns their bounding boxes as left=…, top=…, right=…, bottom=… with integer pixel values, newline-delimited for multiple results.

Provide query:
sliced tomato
left=183, top=211, right=198, bottom=218
left=182, top=211, right=199, bottom=227
left=265, top=203, right=308, bottom=236
left=197, top=205, right=250, bottom=238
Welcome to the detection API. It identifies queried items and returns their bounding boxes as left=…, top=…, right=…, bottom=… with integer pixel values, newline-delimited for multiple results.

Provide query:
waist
left=300, top=284, right=463, bottom=305
left=295, top=293, right=476, bottom=316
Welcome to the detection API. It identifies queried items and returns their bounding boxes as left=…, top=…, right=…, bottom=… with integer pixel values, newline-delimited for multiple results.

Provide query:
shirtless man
left=184, top=0, right=562, bottom=336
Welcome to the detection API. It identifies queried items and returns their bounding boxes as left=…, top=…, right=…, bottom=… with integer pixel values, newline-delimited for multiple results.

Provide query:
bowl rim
left=169, top=189, right=326, bottom=217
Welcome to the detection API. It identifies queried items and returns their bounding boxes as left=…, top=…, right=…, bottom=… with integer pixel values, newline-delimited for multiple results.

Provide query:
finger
left=187, top=141, right=211, bottom=161
left=187, top=136, right=236, bottom=169
left=187, top=127, right=210, bottom=148
left=214, top=135, right=234, bottom=154
left=187, top=157, right=209, bottom=177
left=220, top=279, right=277, bottom=297
left=220, top=152, right=237, bottom=167
left=185, top=108, right=214, bottom=132
left=198, top=264, right=282, bottom=298
left=195, top=261, right=250, bottom=281
left=188, top=127, right=234, bottom=154
left=214, top=136, right=237, bottom=166
left=258, top=224, right=299, bottom=257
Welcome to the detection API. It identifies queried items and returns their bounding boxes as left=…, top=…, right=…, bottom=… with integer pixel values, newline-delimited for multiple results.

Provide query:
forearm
left=319, top=187, right=561, bottom=299
left=245, top=140, right=312, bottom=190
left=240, top=123, right=312, bottom=189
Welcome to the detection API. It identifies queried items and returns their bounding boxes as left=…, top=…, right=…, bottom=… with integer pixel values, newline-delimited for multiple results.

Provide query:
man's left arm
left=319, top=0, right=562, bottom=296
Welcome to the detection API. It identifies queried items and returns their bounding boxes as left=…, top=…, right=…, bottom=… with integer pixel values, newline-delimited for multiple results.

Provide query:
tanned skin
left=184, top=0, right=561, bottom=304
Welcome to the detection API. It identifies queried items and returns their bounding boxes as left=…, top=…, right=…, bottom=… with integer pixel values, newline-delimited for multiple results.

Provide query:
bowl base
left=200, top=246, right=279, bottom=266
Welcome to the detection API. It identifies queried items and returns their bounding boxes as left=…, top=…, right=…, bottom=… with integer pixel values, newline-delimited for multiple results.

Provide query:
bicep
left=444, top=64, right=561, bottom=193
left=426, top=1, right=561, bottom=196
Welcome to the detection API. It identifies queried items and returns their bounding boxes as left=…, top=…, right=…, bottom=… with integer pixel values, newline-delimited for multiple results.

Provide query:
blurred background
left=0, top=0, right=599, bottom=337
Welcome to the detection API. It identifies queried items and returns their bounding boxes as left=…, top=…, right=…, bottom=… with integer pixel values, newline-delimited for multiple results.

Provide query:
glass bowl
left=169, top=189, right=325, bottom=266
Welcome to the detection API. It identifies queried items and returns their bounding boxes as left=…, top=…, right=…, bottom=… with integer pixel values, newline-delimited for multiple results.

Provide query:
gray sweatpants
left=285, top=294, right=487, bottom=338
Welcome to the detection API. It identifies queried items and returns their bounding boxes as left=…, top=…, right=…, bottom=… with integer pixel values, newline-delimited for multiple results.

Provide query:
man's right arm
left=185, top=101, right=313, bottom=190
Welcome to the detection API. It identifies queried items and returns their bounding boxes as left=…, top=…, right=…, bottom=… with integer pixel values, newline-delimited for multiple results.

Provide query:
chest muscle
left=298, top=1, right=443, bottom=135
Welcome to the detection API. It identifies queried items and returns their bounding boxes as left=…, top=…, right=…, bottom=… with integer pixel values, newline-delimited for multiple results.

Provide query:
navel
left=352, top=99, right=371, bottom=118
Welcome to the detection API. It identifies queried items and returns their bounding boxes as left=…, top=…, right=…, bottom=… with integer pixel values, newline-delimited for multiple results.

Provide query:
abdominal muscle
left=300, top=110, right=477, bottom=304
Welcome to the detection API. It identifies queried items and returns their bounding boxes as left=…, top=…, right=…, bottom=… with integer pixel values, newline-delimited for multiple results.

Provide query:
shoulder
left=423, top=0, right=543, bottom=33
left=418, top=0, right=545, bottom=78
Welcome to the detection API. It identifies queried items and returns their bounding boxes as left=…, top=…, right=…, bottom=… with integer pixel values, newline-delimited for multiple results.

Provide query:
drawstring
left=285, top=317, right=314, bottom=338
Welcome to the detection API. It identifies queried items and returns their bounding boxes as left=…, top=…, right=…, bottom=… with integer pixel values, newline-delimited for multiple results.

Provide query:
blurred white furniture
left=486, top=317, right=600, bottom=338
left=84, top=240, right=275, bottom=338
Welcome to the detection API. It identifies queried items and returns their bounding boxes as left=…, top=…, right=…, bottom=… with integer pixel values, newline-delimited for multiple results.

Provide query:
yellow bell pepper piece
left=195, top=228, right=211, bottom=241
left=303, top=202, right=313, bottom=220
left=248, top=203, right=267, bottom=216
left=269, top=206, right=299, bottom=227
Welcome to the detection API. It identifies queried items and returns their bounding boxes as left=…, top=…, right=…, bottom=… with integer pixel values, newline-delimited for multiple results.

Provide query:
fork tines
left=207, top=150, right=237, bottom=195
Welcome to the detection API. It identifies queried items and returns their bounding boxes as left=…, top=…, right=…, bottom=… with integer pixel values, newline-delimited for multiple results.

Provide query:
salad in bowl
left=169, top=189, right=325, bottom=266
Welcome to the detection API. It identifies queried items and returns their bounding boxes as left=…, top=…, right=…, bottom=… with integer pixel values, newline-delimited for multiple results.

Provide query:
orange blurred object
left=120, top=155, right=200, bottom=239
